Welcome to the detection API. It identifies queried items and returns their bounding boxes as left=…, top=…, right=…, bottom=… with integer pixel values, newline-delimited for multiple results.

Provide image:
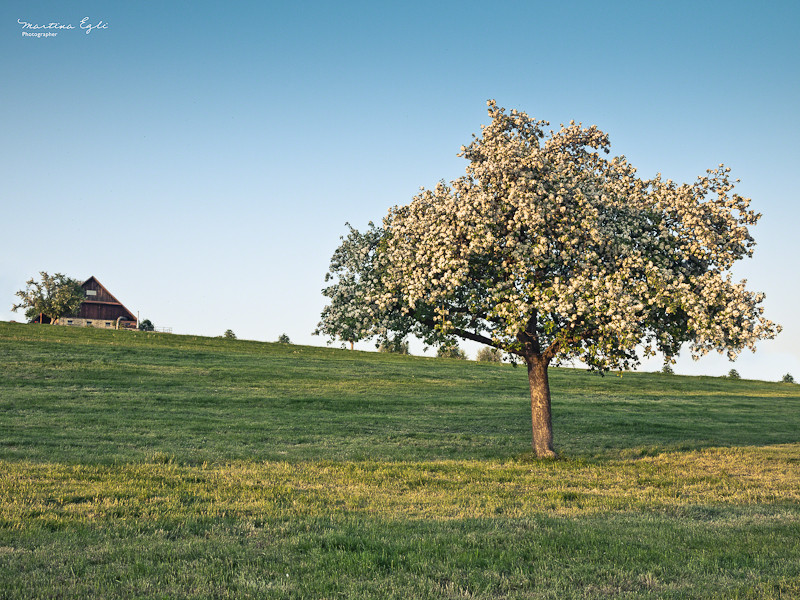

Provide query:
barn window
left=105, top=322, right=111, bottom=327
left=86, top=290, right=97, bottom=296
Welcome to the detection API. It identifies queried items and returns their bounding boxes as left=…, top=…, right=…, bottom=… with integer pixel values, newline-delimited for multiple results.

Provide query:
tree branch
left=420, top=319, right=499, bottom=348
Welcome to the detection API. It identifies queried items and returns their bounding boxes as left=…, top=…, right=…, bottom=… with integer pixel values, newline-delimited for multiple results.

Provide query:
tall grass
left=1, top=321, right=799, bottom=598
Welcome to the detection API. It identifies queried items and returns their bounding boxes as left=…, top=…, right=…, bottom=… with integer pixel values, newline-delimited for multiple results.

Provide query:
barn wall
left=82, top=279, right=116, bottom=304
left=59, top=317, right=136, bottom=329
left=75, top=278, right=137, bottom=323
left=77, top=302, right=133, bottom=321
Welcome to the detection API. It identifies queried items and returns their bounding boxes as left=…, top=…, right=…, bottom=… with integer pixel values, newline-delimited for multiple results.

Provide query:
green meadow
left=1, top=321, right=798, bottom=599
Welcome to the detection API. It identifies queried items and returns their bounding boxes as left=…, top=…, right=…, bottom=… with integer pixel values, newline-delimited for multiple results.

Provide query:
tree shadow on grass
left=551, top=373, right=800, bottom=457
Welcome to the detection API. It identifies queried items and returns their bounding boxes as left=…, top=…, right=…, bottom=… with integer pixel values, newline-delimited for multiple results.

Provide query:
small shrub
left=476, top=347, right=502, bottom=362
left=728, top=369, right=741, bottom=379
left=783, top=373, right=795, bottom=384
left=437, top=344, right=467, bottom=360
left=277, top=334, right=291, bottom=344
left=138, top=319, right=155, bottom=332
left=661, top=363, right=674, bottom=375
left=378, top=338, right=409, bottom=354
left=223, top=329, right=236, bottom=339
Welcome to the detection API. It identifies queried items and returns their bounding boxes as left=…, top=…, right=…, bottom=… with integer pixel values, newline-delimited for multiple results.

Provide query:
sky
left=2, top=0, right=798, bottom=381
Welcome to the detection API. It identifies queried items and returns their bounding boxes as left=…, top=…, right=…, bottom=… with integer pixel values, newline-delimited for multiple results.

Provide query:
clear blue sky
left=2, top=0, right=798, bottom=380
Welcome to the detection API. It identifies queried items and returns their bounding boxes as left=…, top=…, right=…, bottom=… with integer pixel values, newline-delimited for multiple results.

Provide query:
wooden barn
left=60, top=277, right=138, bottom=329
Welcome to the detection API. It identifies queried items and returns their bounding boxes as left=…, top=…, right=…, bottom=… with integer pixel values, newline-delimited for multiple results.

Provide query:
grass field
left=1, top=321, right=799, bottom=598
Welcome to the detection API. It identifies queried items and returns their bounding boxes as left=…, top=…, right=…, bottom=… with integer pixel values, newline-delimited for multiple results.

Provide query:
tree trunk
left=525, top=355, right=557, bottom=458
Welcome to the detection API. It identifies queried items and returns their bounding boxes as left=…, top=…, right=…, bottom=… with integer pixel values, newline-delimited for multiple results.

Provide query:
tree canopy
left=12, top=272, right=84, bottom=325
left=316, top=101, right=780, bottom=456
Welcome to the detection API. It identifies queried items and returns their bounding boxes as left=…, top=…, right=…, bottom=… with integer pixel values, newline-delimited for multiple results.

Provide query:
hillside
left=1, top=321, right=799, bottom=465
left=1, top=321, right=799, bottom=599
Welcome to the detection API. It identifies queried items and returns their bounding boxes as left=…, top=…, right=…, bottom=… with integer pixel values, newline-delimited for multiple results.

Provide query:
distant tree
left=317, top=101, right=780, bottom=457
left=12, top=272, right=84, bottom=325
left=661, top=361, right=675, bottom=375
left=277, top=334, right=291, bottom=344
left=728, top=369, right=741, bottom=379
left=224, top=329, right=236, bottom=339
left=378, top=337, right=410, bottom=354
left=476, top=346, right=503, bottom=362
left=437, top=343, right=467, bottom=359
left=138, top=319, right=155, bottom=332
left=782, top=373, right=795, bottom=384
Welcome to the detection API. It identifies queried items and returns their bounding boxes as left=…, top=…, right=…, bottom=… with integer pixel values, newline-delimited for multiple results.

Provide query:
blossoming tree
left=317, top=101, right=780, bottom=457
